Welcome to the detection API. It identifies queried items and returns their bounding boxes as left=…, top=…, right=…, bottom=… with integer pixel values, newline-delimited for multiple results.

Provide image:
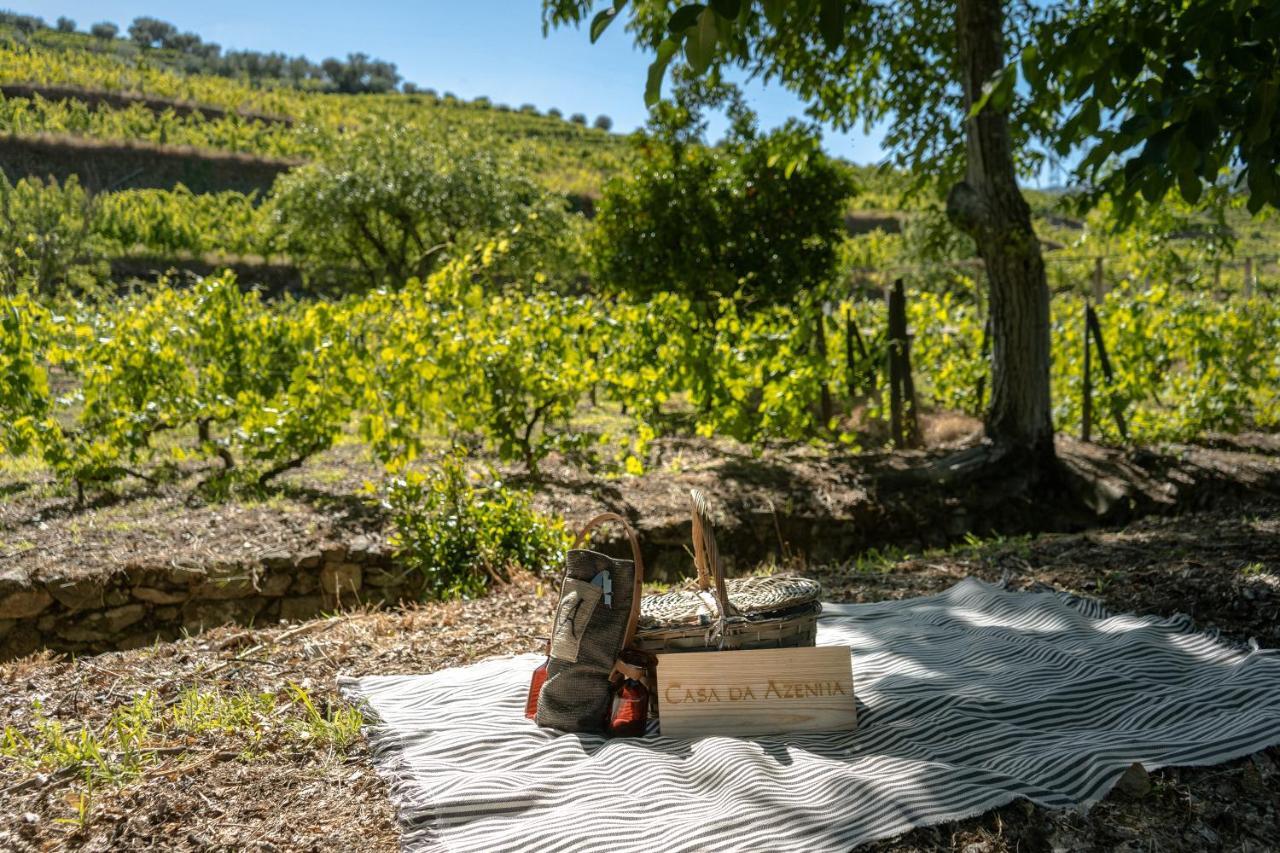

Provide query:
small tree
left=55, top=16, right=76, bottom=33
left=128, top=16, right=177, bottom=49
left=592, top=81, right=853, bottom=319
left=320, top=53, right=401, bottom=93
left=272, top=128, right=563, bottom=288
left=593, top=114, right=613, bottom=131
left=569, top=112, right=587, bottom=125
left=89, top=22, right=118, bottom=40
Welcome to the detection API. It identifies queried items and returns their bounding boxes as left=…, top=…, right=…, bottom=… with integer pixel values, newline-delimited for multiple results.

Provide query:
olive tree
left=272, top=128, right=568, bottom=289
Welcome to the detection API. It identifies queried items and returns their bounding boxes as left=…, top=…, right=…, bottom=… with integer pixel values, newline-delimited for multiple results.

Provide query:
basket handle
left=563, top=512, right=646, bottom=651
left=690, top=489, right=740, bottom=624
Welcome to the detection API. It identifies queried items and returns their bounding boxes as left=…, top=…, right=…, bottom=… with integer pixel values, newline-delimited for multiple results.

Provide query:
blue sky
left=15, top=0, right=888, bottom=163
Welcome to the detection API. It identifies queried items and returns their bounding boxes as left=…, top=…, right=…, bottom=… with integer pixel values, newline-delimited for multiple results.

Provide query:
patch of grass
left=1240, top=562, right=1268, bottom=577
left=0, top=683, right=364, bottom=792
left=852, top=544, right=914, bottom=573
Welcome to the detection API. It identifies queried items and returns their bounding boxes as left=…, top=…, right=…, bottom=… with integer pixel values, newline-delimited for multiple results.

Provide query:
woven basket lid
left=639, top=575, right=821, bottom=628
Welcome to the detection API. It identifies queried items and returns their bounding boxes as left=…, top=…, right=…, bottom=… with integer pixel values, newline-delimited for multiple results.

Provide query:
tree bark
left=948, top=0, right=1054, bottom=464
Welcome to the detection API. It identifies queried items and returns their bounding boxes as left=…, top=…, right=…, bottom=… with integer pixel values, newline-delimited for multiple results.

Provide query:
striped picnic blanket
left=339, top=578, right=1280, bottom=853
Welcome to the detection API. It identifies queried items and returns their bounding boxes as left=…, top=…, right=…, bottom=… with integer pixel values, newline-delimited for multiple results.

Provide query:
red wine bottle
left=607, top=679, right=649, bottom=737
left=525, top=659, right=549, bottom=720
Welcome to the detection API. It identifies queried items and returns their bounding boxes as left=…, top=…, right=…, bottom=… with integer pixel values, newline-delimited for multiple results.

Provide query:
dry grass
left=1, top=501, right=1278, bottom=850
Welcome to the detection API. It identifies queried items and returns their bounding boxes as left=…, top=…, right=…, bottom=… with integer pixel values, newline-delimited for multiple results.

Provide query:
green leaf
left=1177, top=169, right=1202, bottom=205
left=818, top=0, right=845, bottom=51
left=1020, top=46, right=1042, bottom=91
left=710, top=0, right=741, bottom=19
left=644, top=39, right=680, bottom=107
left=684, top=8, right=720, bottom=73
left=762, top=0, right=786, bottom=26
left=589, top=8, right=617, bottom=43
left=668, top=3, right=705, bottom=33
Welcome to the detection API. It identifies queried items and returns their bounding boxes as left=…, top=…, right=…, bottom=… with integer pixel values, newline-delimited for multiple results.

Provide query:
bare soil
left=1, top=499, right=1277, bottom=852
left=6, top=432, right=1280, bottom=587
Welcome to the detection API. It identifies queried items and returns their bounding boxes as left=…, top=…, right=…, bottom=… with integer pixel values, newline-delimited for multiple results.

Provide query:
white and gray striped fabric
left=339, top=578, right=1280, bottom=853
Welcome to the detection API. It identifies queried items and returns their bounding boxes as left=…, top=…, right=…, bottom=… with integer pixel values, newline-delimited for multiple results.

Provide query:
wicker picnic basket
left=632, top=489, right=822, bottom=653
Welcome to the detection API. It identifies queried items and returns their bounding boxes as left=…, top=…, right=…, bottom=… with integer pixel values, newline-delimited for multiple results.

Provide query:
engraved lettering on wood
left=656, top=646, right=857, bottom=738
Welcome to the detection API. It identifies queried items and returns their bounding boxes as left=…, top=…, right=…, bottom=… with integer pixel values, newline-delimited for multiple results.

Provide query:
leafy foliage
left=272, top=128, right=567, bottom=288
left=1031, top=1, right=1280, bottom=218
left=353, top=243, right=602, bottom=477
left=593, top=81, right=854, bottom=312
left=0, top=174, right=104, bottom=296
left=382, top=453, right=568, bottom=600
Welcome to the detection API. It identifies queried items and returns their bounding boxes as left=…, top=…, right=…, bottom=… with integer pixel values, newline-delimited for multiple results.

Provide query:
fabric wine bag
left=534, top=513, right=644, bottom=734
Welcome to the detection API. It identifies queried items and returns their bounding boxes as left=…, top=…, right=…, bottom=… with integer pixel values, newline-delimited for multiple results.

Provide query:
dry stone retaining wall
left=0, top=537, right=419, bottom=661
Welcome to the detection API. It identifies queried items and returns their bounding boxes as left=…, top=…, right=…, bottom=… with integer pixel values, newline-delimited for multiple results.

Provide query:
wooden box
left=655, top=646, right=857, bottom=738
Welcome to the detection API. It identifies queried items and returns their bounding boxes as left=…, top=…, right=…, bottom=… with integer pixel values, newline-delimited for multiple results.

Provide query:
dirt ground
left=1, top=498, right=1276, bottom=852
left=6, top=430, right=1280, bottom=585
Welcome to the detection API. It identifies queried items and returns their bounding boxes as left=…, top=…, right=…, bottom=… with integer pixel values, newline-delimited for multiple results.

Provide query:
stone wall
left=0, top=537, right=420, bottom=661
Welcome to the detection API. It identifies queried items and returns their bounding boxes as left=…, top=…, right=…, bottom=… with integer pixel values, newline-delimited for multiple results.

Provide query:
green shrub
left=591, top=81, right=854, bottom=318
left=0, top=174, right=106, bottom=297
left=382, top=454, right=568, bottom=599
left=272, top=126, right=564, bottom=289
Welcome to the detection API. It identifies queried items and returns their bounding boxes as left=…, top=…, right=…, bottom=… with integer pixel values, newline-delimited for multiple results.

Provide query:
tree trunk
left=947, top=0, right=1054, bottom=464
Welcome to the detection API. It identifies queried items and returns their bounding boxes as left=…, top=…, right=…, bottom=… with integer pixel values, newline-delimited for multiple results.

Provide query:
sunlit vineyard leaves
left=3, top=260, right=1276, bottom=500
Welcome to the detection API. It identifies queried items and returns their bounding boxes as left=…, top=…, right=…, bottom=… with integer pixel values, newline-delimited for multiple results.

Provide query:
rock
left=103, top=589, right=130, bottom=607
left=116, top=628, right=171, bottom=651
left=47, top=578, right=106, bottom=612
left=0, top=619, right=13, bottom=640
left=128, top=565, right=200, bottom=590
left=363, top=566, right=407, bottom=588
left=291, top=572, right=319, bottom=595
left=56, top=603, right=148, bottom=643
left=0, top=623, right=39, bottom=660
left=320, top=544, right=348, bottom=563
left=191, top=567, right=258, bottom=600
left=279, top=596, right=324, bottom=622
left=55, top=623, right=112, bottom=644
left=297, top=552, right=322, bottom=569
left=347, top=535, right=374, bottom=561
left=258, top=572, right=293, bottom=598
left=133, top=587, right=189, bottom=605
left=1112, top=762, right=1151, bottom=799
left=320, top=562, right=362, bottom=596
left=102, top=603, right=147, bottom=633
left=0, top=588, right=53, bottom=620
left=154, top=606, right=179, bottom=622
left=182, top=597, right=266, bottom=632
left=261, top=551, right=294, bottom=570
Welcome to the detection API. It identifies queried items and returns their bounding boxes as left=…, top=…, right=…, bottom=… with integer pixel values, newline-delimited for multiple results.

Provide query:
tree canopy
left=592, top=78, right=853, bottom=313
left=545, top=0, right=1280, bottom=215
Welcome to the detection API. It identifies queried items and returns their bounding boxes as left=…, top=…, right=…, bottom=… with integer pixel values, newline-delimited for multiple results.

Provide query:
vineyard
left=2, top=6, right=1280, bottom=852
left=0, top=14, right=1278, bottom=504
left=4, top=242, right=1277, bottom=504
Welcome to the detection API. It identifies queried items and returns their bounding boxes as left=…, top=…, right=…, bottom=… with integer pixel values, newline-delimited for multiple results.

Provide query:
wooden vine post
left=886, top=278, right=921, bottom=449
left=1244, top=257, right=1255, bottom=298
left=815, top=303, right=834, bottom=428
left=1081, top=300, right=1093, bottom=442
left=1081, top=299, right=1128, bottom=443
left=1092, top=257, right=1105, bottom=302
